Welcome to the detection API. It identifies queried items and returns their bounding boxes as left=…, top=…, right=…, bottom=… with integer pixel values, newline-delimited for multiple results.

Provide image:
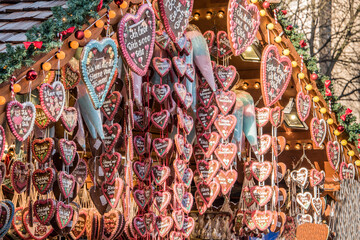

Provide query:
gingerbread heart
left=217, top=31, right=232, bottom=58
left=215, top=90, right=236, bottom=115
left=272, top=136, right=286, bottom=157
left=23, top=210, right=53, bottom=240
left=32, top=138, right=54, bottom=164
left=151, top=109, right=170, bottom=130
left=242, top=186, right=254, bottom=207
left=32, top=168, right=55, bottom=195
left=197, top=84, right=214, bottom=108
left=153, top=191, right=171, bottom=212
left=310, top=118, right=326, bottom=147
left=33, top=199, right=56, bottom=225
left=291, top=167, right=308, bottom=187
left=250, top=161, right=272, bottom=182
left=270, top=106, right=283, bottom=127
left=118, top=4, right=155, bottom=76
left=133, top=216, right=147, bottom=237
left=339, top=162, right=355, bottom=180
left=172, top=210, right=184, bottom=230
left=72, top=158, right=88, bottom=188
left=214, top=114, right=237, bottom=139
left=56, top=201, right=74, bottom=229
left=255, top=107, right=270, bottom=127
left=152, top=165, right=170, bottom=185
left=296, top=91, right=311, bottom=122
left=194, top=191, right=207, bottom=215
left=172, top=56, right=187, bottom=76
left=182, top=167, right=193, bottom=188
left=103, top=209, right=124, bottom=239
left=296, top=214, right=313, bottom=225
left=101, top=91, right=122, bottom=121
left=134, top=108, right=150, bottom=131
left=326, top=141, right=340, bottom=170
left=144, top=212, right=155, bottom=233
left=197, top=132, right=220, bottom=158
left=70, top=210, right=87, bottom=239
left=7, top=101, right=36, bottom=141
left=309, top=169, right=324, bottom=187
left=58, top=171, right=76, bottom=199
left=61, top=107, right=78, bottom=132
left=100, top=152, right=122, bottom=180
left=244, top=211, right=256, bottom=231
left=182, top=216, right=195, bottom=238
left=61, top=63, right=81, bottom=89
left=39, top=81, right=65, bottom=122
left=214, top=65, right=236, bottom=90
left=12, top=207, right=31, bottom=239
left=155, top=30, right=170, bottom=50
left=133, top=161, right=151, bottom=181
left=197, top=160, right=220, bottom=183
left=214, top=143, right=237, bottom=170
left=185, top=63, right=195, bottom=82
left=152, top=84, right=171, bottom=103
left=152, top=138, right=172, bottom=157
left=153, top=57, right=172, bottom=77
left=260, top=45, right=292, bottom=106
left=296, top=192, right=312, bottom=210
left=11, top=161, right=29, bottom=194
left=102, top=177, right=124, bottom=208
left=58, top=138, right=77, bottom=166
left=216, top=169, right=237, bottom=195
left=103, top=123, right=121, bottom=152
left=312, top=197, right=322, bottom=215
left=133, top=187, right=153, bottom=210
left=155, top=215, right=173, bottom=238
left=197, top=181, right=220, bottom=207
left=197, top=105, right=219, bottom=130
left=252, top=210, right=273, bottom=231
left=258, top=134, right=272, bottom=155
left=251, top=186, right=273, bottom=206
left=203, top=30, right=215, bottom=52
left=35, top=105, right=51, bottom=129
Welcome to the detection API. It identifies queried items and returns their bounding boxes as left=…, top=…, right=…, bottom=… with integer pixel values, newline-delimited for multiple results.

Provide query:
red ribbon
left=23, top=41, right=43, bottom=49
left=97, top=0, right=103, bottom=12
left=340, top=108, right=352, bottom=121
left=60, top=26, right=75, bottom=38
left=324, top=79, right=332, bottom=96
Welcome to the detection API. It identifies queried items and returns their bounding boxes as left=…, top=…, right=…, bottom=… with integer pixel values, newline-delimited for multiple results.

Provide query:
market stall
left=0, top=0, right=358, bottom=239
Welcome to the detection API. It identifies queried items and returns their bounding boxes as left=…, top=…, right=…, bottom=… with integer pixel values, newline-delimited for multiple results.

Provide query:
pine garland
left=0, top=0, right=112, bottom=84
left=274, top=5, right=360, bottom=147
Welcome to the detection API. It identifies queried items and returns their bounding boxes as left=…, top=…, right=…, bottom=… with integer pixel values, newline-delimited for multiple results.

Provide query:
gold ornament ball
left=334, top=130, right=340, bottom=136
left=109, top=10, right=116, bottom=19
left=70, top=41, right=79, bottom=49
left=275, top=36, right=282, bottom=43
left=305, top=84, right=313, bottom=91
left=327, top=118, right=334, bottom=125
left=313, top=96, right=320, bottom=102
left=348, top=150, right=355, bottom=157
left=0, top=96, right=6, bottom=105
left=341, top=140, right=348, bottom=146
left=13, top=84, right=21, bottom=93
left=84, top=30, right=92, bottom=38
left=120, top=1, right=128, bottom=8
left=298, top=72, right=305, bottom=79
left=267, top=23, right=274, bottom=30
left=320, top=108, right=327, bottom=114
left=291, top=61, right=297, bottom=68
left=42, top=62, right=51, bottom=71
left=355, top=160, right=360, bottom=166
left=260, top=10, right=266, bottom=16
left=251, top=0, right=258, bottom=3
left=95, top=20, right=104, bottom=28
left=283, top=49, right=290, bottom=56
left=56, top=51, right=65, bottom=60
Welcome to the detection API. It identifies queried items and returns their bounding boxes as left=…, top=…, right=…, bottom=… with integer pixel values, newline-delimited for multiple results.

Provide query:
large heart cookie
left=296, top=92, right=311, bottom=122
left=310, top=118, right=326, bottom=147
left=33, top=199, right=56, bottom=225
left=158, top=0, right=193, bottom=43
left=100, top=152, right=122, bottom=180
left=7, top=101, right=36, bottom=141
left=80, top=38, right=118, bottom=109
left=39, top=81, right=65, bottom=122
left=255, top=107, right=270, bottom=127
left=215, top=90, right=236, bottom=115
left=251, top=186, right=273, bottom=206
left=260, top=45, right=292, bottom=106
left=227, top=0, right=260, bottom=56
left=197, top=132, right=220, bottom=158
left=118, top=4, right=155, bottom=76
left=59, top=139, right=77, bottom=166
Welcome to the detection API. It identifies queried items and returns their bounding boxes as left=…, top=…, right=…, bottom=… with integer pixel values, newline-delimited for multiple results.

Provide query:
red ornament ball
left=337, top=125, right=345, bottom=132
left=26, top=69, right=38, bottom=81
left=262, top=1, right=270, bottom=8
left=310, top=73, right=318, bottom=81
left=114, top=0, right=124, bottom=6
left=75, top=30, right=84, bottom=40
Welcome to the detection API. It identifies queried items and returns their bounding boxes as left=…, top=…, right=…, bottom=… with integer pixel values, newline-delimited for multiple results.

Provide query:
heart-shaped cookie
left=296, top=192, right=312, bottom=210
left=58, top=171, right=76, bottom=199
left=270, top=106, right=283, bottom=127
left=155, top=215, right=173, bottom=238
left=32, top=138, right=54, bottom=164
left=255, top=107, right=270, bottom=127
left=197, top=132, right=220, bottom=158
left=133, top=187, right=153, bottom=210
left=242, top=186, right=255, bottom=207
left=23, top=210, right=53, bottom=240
left=102, top=177, right=124, bottom=208
left=214, top=65, right=237, bottom=90
left=61, top=63, right=80, bottom=89
left=217, top=31, right=232, bottom=58
left=152, top=138, right=172, bottom=157
left=12, top=207, right=31, bottom=239
left=194, top=191, right=207, bottom=215
left=58, top=139, right=77, bottom=166
left=133, top=216, right=147, bottom=237
left=118, top=4, right=155, bottom=76
left=33, top=199, right=56, bottom=225
left=251, top=186, right=273, bottom=206
left=214, top=114, right=237, bottom=139
left=7, top=101, right=36, bottom=141
left=182, top=216, right=195, bottom=238
left=326, top=141, right=340, bottom=170
left=260, top=45, right=292, bottom=106
left=134, top=108, right=150, bottom=131
left=197, top=160, right=220, bottom=183
left=56, top=201, right=74, bottom=229
left=152, top=165, right=170, bottom=185
left=72, top=158, right=88, bottom=188
left=203, top=30, right=215, bottom=52
left=339, top=162, right=355, bottom=180
left=309, top=169, right=324, bottom=187
left=151, top=110, right=170, bottom=130
left=11, top=161, right=29, bottom=194
left=197, top=181, right=220, bottom=207
left=155, top=30, right=170, bottom=50
left=214, top=143, right=237, bottom=170
left=61, top=107, right=78, bottom=132
left=103, top=123, right=121, bottom=152
left=197, top=105, right=219, bottom=130
left=252, top=210, right=273, bottom=231
left=312, top=197, right=323, bottom=215
left=133, top=161, right=151, bottom=181
left=153, top=57, right=172, bottom=77
left=152, top=84, right=171, bottom=103
left=216, top=169, right=237, bottom=195
left=296, top=92, right=311, bottom=122
left=70, top=210, right=87, bottom=239
left=250, top=161, right=272, bottom=182
left=291, top=167, right=308, bottom=188
left=144, top=212, right=155, bottom=233
left=100, top=152, right=122, bottom=180
left=39, top=81, right=65, bottom=122
left=310, top=118, right=326, bottom=147
left=158, top=0, right=193, bottom=43
left=172, top=210, right=184, bottom=230
left=80, top=38, right=118, bottom=109
left=197, top=84, right=214, bottom=108
left=258, top=134, right=272, bottom=155
left=215, top=90, right=236, bottom=115
left=228, top=0, right=260, bottom=55
left=101, top=91, right=122, bottom=121
left=35, top=105, right=51, bottom=129
left=153, top=191, right=171, bottom=212
left=32, top=168, right=55, bottom=195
